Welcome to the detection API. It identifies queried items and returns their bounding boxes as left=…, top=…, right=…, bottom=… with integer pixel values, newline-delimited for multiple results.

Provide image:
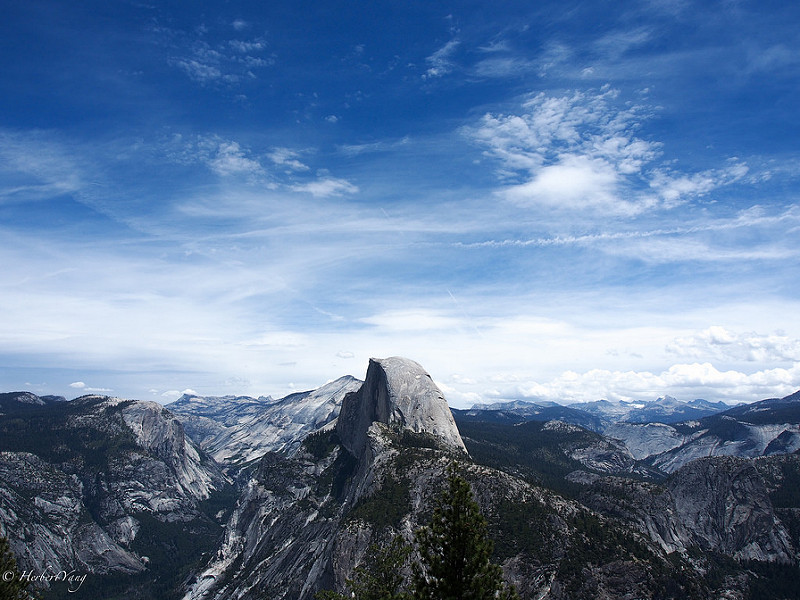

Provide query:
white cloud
left=229, top=39, right=266, bottom=53
left=0, top=130, right=84, bottom=202
left=467, top=87, right=752, bottom=215
left=161, top=388, right=198, bottom=400
left=511, top=362, right=800, bottom=405
left=69, top=381, right=113, bottom=393
left=166, top=134, right=267, bottom=179
left=166, top=29, right=273, bottom=85
left=268, top=147, right=310, bottom=171
left=605, top=236, right=797, bottom=264
left=667, top=327, right=800, bottom=363
left=336, top=137, right=411, bottom=157
left=290, top=177, right=358, bottom=198
left=473, top=56, right=537, bottom=78
left=649, top=162, right=749, bottom=207
left=502, top=154, right=637, bottom=213
left=424, top=39, right=460, bottom=79
left=593, top=28, right=652, bottom=60
left=207, top=141, right=265, bottom=177
left=536, top=41, right=574, bottom=77
left=172, top=58, right=226, bottom=83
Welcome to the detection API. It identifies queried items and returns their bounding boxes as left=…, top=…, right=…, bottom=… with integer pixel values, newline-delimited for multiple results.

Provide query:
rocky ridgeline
left=183, top=356, right=471, bottom=600
left=181, top=357, right=741, bottom=600
left=1, top=362, right=800, bottom=599
left=0, top=393, right=229, bottom=592
left=166, top=375, right=362, bottom=465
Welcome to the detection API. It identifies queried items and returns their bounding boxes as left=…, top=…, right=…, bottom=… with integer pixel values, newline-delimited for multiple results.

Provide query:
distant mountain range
left=461, top=391, right=800, bottom=474
left=469, top=394, right=732, bottom=426
left=1, top=362, right=799, bottom=599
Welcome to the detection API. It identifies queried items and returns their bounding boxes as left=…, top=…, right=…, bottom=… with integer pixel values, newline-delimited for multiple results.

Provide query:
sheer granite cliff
left=183, top=358, right=708, bottom=600
left=336, top=357, right=467, bottom=458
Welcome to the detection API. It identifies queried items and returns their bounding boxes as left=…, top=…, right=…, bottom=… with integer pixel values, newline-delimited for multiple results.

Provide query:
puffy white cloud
left=667, top=327, right=800, bottom=363
left=510, top=361, right=800, bottom=405
left=502, top=155, right=636, bottom=213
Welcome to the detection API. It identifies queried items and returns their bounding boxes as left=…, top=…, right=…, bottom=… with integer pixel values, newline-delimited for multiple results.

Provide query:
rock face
left=0, top=451, right=144, bottom=576
left=184, top=358, right=714, bottom=600
left=667, top=457, right=794, bottom=562
left=167, top=376, right=362, bottom=465
left=4, top=366, right=800, bottom=600
left=575, top=455, right=796, bottom=564
left=0, top=394, right=230, bottom=596
left=337, top=357, right=467, bottom=457
left=185, top=357, right=470, bottom=600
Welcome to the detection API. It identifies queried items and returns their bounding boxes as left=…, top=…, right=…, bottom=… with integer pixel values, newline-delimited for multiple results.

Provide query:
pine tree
left=0, top=534, right=31, bottom=600
left=412, top=464, right=518, bottom=600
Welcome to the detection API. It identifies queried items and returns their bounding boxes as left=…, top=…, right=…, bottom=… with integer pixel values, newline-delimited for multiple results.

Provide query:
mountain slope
left=167, top=376, right=362, bottom=466
left=642, top=392, right=800, bottom=473
left=183, top=358, right=709, bottom=600
left=0, top=394, right=231, bottom=598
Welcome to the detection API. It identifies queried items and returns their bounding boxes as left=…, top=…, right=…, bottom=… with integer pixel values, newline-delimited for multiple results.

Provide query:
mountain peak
left=336, top=357, right=467, bottom=457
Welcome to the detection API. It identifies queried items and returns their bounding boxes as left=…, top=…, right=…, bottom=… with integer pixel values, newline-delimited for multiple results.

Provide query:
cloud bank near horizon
left=1, top=0, right=799, bottom=407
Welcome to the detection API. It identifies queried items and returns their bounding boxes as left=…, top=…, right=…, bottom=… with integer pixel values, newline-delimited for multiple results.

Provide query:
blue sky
left=1, top=0, right=799, bottom=406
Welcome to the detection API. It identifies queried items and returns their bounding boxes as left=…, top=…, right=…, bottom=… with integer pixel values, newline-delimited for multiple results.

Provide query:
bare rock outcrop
left=336, top=357, right=467, bottom=458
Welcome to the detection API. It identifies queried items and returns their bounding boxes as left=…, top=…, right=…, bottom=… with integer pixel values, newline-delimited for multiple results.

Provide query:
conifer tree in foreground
left=412, top=464, right=518, bottom=600
left=0, top=534, right=31, bottom=600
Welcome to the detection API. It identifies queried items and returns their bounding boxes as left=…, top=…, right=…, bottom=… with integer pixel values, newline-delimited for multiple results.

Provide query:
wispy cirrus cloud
left=423, top=39, right=460, bottom=79
left=290, top=177, right=358, bottom=198
left=467, top=87, right=752, bottom=215
left=164, top=134, right=268, bottom=180
left=0, top=130, right=84, bottom=202
left=158, top=22, right=274, bottom=85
